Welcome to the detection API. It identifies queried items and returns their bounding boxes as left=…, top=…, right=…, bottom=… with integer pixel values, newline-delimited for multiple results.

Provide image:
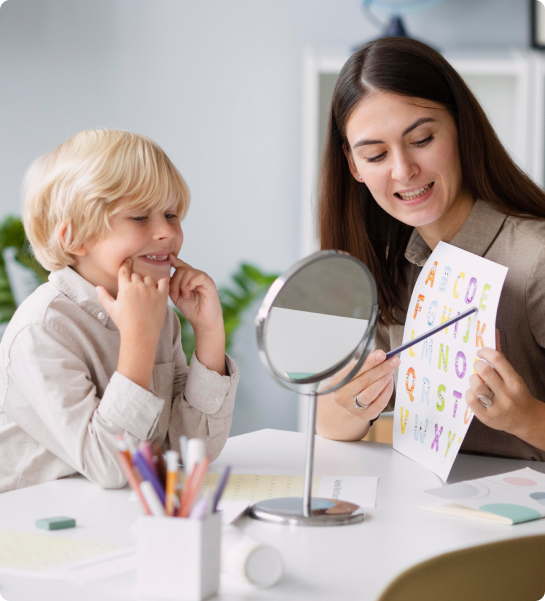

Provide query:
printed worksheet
left=194, top=473, right=378, bottom=507
left=393, top=242, right=508, bottom=481
left=0, top=531, right=135, bottom=584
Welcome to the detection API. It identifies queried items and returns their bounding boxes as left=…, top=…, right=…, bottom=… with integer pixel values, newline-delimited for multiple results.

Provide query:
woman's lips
left=395, top=182, right=434, bottom=207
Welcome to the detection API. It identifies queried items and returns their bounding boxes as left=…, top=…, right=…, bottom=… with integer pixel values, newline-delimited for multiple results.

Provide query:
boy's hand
left=96, top=258, right=169, bottom=345
left=168, top=253, right=223, bottom=332
left=169, top=253, right=226, bottom=375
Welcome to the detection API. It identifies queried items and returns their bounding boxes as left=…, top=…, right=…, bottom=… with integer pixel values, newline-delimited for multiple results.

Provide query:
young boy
left=0, top=129, right=239, bottom=492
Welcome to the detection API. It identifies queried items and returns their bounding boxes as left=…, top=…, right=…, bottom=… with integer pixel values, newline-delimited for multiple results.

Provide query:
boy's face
left=74, top=200, right=183, bottom=296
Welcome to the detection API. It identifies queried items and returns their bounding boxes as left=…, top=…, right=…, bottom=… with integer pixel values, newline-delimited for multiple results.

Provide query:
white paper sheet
left=422, top=468, right=545, bottom=524
left=393, top=242, right=508, bottom=481
left=0, top=531, right=136, bottom=585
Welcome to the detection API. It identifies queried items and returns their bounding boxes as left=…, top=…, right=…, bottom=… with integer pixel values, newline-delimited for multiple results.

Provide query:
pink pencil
left=117, top=451, right=152, bottom=516
left=180, top=457, right=210, bottom=518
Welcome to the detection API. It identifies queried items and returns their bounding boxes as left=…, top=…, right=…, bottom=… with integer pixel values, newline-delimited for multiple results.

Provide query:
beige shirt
left=0, top=267, right=239, bottom=492
left=376, top=200, right=545, bottom=461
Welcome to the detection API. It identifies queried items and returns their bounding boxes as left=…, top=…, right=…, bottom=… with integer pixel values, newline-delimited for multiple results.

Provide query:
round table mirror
left=251, top=250, right=379, bottom=526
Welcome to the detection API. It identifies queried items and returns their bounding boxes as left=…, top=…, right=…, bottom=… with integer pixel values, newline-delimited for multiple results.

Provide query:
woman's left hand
left=168, top=253, right=224, bottom=332
left=466, top=346, right=540, bottom=437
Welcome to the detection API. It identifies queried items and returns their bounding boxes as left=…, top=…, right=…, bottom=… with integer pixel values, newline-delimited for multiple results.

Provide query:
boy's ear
left=57, top=221, right=87, bottom=257
left=342, top=144, right=363, bottom=183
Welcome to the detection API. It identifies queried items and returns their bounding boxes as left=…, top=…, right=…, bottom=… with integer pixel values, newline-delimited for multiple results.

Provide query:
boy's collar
left=48, top=267, right=112, bottom=327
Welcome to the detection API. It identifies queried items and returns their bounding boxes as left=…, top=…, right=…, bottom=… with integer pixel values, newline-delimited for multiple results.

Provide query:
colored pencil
left=117, top=451, right=152, bottom=516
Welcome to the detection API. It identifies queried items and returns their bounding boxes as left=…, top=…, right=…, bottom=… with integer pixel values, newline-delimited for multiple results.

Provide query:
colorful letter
left=437, top=384, right=446, bottom=412
left=421, top=338, right=433, bottom=365
left=476, top=321, right=486, bottom=348
left=426, top=300, right=438, bottom=326
left=445, top=431, right=456, bottom=458
left=414, top=415, right=428, bottom=443
left=420, top=418, right=428, bottom=443
left=409, top=330, right=416, bottom=358
left=479, top=283, right=491, bottom=311
left=421, top=377, right=431, bottom=405
left=451, top=437, right=462, bottom=462
left=431, top=424, right=443, bottom=452
left=453, top=272, right=465, bottom=299
left=438, top=344, right=449, bottom=372
left=453, top=390, right=462, bottom=418
left=455, top=351, right=466, bottom=379
left=463, top=316, right=472, bottom=343
left=438, top=266, right=451, bottom=292
left=454, top=312, right=461, bottom=338
left=400, top=407, right=409, bottom=434
left=465, top=277, right=477, bottom=304
left=425, top=261, right=438, bottom=287
left=440, top=305, right=452, bottom=334
left=464, top=405, right=473, bottom=424
left=406, top=367, right=415, bottom=402
left=414, top=294, right=425, bottom=320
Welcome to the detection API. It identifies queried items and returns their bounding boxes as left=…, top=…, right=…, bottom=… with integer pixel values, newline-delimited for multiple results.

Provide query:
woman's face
left=344, top=91, right=466, bottom=228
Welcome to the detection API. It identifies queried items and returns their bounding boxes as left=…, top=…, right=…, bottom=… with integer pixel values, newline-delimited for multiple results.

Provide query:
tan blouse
left=376, top=200, right=545, bottom=462
left=0, top=267, right=239, bottom=492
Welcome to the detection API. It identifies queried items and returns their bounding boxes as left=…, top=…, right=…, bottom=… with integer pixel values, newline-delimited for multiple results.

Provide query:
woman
left=316, top=37, right=545, bottom=461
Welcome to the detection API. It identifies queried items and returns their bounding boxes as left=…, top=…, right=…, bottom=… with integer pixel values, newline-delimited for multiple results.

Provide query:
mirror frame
left=255, top=250, right=379, bottom=396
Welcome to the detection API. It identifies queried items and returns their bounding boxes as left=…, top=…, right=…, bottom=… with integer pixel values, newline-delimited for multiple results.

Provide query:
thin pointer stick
left=385, top=306, right=477, bottom=360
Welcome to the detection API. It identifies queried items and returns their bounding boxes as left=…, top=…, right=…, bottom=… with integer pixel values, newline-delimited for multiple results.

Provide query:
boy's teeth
left=398, top=183, right=433, bottom=200
left=145, top=255, right=168, bottom=261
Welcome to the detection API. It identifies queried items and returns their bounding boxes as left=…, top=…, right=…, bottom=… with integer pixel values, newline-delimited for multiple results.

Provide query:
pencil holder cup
left=136, top=512, right=222, bottom=600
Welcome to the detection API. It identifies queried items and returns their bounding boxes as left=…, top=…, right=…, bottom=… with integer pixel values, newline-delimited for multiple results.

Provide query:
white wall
left=0, top=0, right=530, bottom=435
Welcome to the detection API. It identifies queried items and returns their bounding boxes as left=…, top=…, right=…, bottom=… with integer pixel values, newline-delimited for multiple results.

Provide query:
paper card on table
left=421, top=468, right=545, bottom=524
left=393, top=241, right=508, bottom=481
left=182, top=473, right=378, bottom=507
left=0, top=531, right=136, bottom=584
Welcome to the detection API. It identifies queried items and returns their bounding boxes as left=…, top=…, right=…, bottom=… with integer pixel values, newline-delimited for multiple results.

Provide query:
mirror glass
left=261, top=253, right=377, bottom=385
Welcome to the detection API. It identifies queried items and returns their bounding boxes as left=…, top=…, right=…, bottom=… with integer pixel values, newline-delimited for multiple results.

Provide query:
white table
left=1, top=429, right=544, bottom=601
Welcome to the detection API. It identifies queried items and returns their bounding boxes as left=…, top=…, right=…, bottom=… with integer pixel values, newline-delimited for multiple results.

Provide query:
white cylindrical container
left=137, top=512, right=221, bottom=600
left=221, top=526, right=283, bottom=588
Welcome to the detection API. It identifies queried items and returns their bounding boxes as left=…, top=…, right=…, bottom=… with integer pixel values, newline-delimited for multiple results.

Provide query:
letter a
left=425, top=261, right=438, bottom=287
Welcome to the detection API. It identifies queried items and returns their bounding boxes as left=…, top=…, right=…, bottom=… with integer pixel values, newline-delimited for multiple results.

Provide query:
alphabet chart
left=393, top=242, right=508, bottom=481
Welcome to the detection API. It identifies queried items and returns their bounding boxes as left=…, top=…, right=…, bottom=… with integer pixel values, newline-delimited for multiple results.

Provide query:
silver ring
left=354, top=394, right=370, bottom=410
left=477, top=391, right=494, bottom=408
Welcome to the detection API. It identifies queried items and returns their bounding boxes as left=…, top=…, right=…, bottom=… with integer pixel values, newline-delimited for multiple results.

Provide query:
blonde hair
left=23, top=128, right=190, bottom=271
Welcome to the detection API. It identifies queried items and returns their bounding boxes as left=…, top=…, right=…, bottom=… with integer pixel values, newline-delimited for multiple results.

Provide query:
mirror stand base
left=248, top=497, right=364, bottom=527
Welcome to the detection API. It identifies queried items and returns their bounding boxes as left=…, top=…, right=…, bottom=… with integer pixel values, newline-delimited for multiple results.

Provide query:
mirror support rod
left=303, top=392, right=318, bottom=517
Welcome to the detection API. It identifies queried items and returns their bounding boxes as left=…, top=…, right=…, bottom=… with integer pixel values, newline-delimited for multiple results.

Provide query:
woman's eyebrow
left=352, top=117, right=437, bottom=149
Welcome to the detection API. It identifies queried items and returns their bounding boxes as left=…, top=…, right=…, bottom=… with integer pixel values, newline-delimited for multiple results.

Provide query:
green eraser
left=35, top=516, right=76, bottom=530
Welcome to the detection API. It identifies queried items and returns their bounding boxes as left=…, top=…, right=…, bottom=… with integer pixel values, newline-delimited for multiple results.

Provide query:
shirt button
left=98, top=312, right=106, bottom=320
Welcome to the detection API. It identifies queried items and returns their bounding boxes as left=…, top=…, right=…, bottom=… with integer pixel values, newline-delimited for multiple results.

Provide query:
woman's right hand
left=330, top=350, right=400, bottom=421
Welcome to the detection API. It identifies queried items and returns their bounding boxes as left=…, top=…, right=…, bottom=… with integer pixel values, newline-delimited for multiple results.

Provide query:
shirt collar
left=48, top=267, right=111, bottom=326
left=404, top=199, right=508, bottom=267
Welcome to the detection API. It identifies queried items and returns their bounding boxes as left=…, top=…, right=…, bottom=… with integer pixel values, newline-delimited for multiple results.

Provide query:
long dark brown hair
left=319, top=37, right=545, bottom=325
